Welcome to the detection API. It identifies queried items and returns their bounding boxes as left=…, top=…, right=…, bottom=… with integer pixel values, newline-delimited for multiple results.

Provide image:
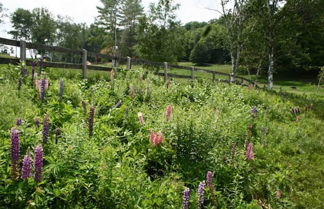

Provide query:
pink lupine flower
left=149, top=131, right=164, bottom=146
left=276, top=190, right=282, bottom=199
left=206, top=171, right=213, bottom=190
left=137, top=112, right=145, bottom=125
left=10, top=128, right=20, bottom=179
left=165, top=105, right=172, bottom=121
left=245, top=142, right=254, bottom=160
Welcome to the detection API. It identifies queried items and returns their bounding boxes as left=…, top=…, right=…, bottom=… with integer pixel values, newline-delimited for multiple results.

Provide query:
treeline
left=1, top=0, right=323, bottom=87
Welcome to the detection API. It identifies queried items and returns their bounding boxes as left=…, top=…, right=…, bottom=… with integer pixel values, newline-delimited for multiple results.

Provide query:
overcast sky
left=0, top=0, right=221, bottom=38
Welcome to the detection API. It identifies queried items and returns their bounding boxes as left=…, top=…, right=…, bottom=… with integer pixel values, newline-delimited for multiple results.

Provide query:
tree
left=31, top=8, right=57, bottom=45
left=119, top=0, right=144, bottom=56
left=9, top=8, right=33, bottom=41
left=135, top=0, right=185, bottom=62
left=220, top=0, right=248, bottom=82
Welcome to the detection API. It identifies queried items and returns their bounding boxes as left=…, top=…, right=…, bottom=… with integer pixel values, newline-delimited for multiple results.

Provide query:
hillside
left=0, top=64, right=323, bottom=208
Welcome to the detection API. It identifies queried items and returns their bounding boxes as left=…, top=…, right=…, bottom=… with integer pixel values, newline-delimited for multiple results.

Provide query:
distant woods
left=1, top=0, right=324, bottom=84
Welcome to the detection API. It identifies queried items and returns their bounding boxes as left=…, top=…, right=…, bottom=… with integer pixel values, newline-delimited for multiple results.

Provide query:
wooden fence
left=0, top=37, right=258, bottom=87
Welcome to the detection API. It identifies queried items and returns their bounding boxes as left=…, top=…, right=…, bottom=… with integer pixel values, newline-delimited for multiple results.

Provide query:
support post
left=20, top=40, right=26, bottom=63
left=164, top=62, right=168, bottom=82
left=127, top=56, right=132, bottom=70
left=82, top=49, right=87, bottom=79
left=191, top=66, right=195, bottom=79
left=230, top=73, right=235, bottom=83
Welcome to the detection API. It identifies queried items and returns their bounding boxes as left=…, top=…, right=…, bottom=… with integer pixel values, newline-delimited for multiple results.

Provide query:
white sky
left=0, top=0, right=220, bottom=38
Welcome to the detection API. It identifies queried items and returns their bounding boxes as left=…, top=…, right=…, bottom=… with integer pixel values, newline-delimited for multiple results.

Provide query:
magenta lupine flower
left=40, top=78, right=47, bottom=102
left=16, top=118, right=23, bottom=126
left=34, top=144, right=43, bottom=182
left=251, top=106, right=258, bottom=118
left=34, top=117, right=40, bottom=126
left=149, top=131, right=164, bottom=146
left=18, top=77, right=22, bottom=90
left=246, top=142, right=254, bottom=160
left=42, top=115, right=50, bottom=143
left=165, top=105, right=172, bottom=121
left=206, top=171, right=213, bottom=190
left=82, top=101, right=87, bottom=115
left=10, top=128, right=20, bottom=179
left=21, top=153, right=32, bottom=179
left=59, top=79, right=64, bottom=100
left=197, top=181, right=206, bottom=209
left=137, top=112, right=145, bottom=125
left=182, top=187, right=190, bottom=209
left=89, top=106, right=95, bottom=137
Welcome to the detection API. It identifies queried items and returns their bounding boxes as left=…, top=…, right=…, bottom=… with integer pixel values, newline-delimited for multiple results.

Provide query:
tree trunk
left=231, top=52, right=237, bottom=82
left=268, top=47, right=274, bottom=89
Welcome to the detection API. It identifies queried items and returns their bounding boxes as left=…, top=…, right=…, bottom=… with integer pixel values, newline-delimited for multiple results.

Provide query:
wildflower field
left=0, top=64, right=323, bottom=208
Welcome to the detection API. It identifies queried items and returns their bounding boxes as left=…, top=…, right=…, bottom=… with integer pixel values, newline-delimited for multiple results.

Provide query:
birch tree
left=220, top=0, right=247, bottom=82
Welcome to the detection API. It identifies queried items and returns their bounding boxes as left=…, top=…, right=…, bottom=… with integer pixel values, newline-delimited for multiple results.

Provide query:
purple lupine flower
left=31, top=61, right=35, bottom=84
left=197, top=181, right=206, bottom=209
left=18, top=77, right=22, bottom=90
left=34, top=144, right=43, bottom=182
left=59, top=79, right=64, bottom=100
left=182, top=187, right=190, bottom=209
left=206, top=171, right=213, bottom=190
left=246, top=142, right=254, bottom=160
left=21, top=153, right=32, bottom=179
left=89, top=106, right=95, bottom=137
left=42, top=115, right=50, bottom=143
left=82, top=101, right=87, bottom=115
left=16, top=118, right=23, bottom=126
left=34, top=117, right=40, bottom=126
left=10, top=128, right=20, bottom=179
left=251, top=106, right=258, bottom=118
left=40, top=78, right=47, bottom=102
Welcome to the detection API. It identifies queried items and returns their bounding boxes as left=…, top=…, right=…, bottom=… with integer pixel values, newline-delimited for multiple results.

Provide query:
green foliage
left=0, top=63, right=323, bottom=208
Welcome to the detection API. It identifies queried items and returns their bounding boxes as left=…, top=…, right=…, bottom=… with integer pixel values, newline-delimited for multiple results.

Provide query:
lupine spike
left=149, top=131, right=164, bottom=146
left=34, top=144, right=43, bottom=182
left=137, top=112, right=145, bottom=125
left=31, top=61, right=35, bottom=84
left=197, top=181, right=206, bottom=209
left=34, top=117, right=40, bottom=126
left=165, top=105, right=172, bottom=121
left=10, top=128, right=20, bottom=179
left=40, top=78, right=47, bottom=102
left=246, top=142, right=254, bottom=160
left=42, top=115, right=50, bottom=143
left=21, top=153, right=32, bottom=179
left=89, top=106, right=95, bottom=137
left=59, top=79, right=64, bottom=100
left=182, top=187, right=190, bottom=209
left=16, top=118, right=22, bottom=126
left=18, top=77, right=22, bottom=90
left=206, top=171, right=213, bottom=190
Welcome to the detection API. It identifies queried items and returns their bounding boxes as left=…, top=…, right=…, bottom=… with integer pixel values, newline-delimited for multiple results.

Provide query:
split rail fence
left=0, top=37, right=258, bottom=87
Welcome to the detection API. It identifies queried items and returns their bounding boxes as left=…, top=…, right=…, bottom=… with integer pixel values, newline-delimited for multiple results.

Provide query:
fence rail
left=0, top=37, right=258, bottom=87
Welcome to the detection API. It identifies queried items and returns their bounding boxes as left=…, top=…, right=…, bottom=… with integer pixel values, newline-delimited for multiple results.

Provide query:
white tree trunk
left=268, top=48, right=274, bottom=89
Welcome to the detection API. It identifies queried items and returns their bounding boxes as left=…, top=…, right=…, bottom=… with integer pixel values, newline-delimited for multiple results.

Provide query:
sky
left=0, top=0, right=221, bottom=38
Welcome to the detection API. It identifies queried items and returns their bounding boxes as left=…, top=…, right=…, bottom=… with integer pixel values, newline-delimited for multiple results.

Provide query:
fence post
left=20, top=40, right=26, bottom=63
left=164, top=62, right=168, bottom=82
left=230, top=73, right=235, bottom=83
left=212, top=73, right=215, bottom=82
left=191, top=66, right=195, bottom=80
left=127, top=56, right=132, bottom=70
left=82, top=49, right=87, bottom=79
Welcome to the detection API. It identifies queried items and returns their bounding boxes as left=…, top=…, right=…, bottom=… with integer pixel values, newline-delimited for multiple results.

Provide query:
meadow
left=0, top=63, right=323, bottom=208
